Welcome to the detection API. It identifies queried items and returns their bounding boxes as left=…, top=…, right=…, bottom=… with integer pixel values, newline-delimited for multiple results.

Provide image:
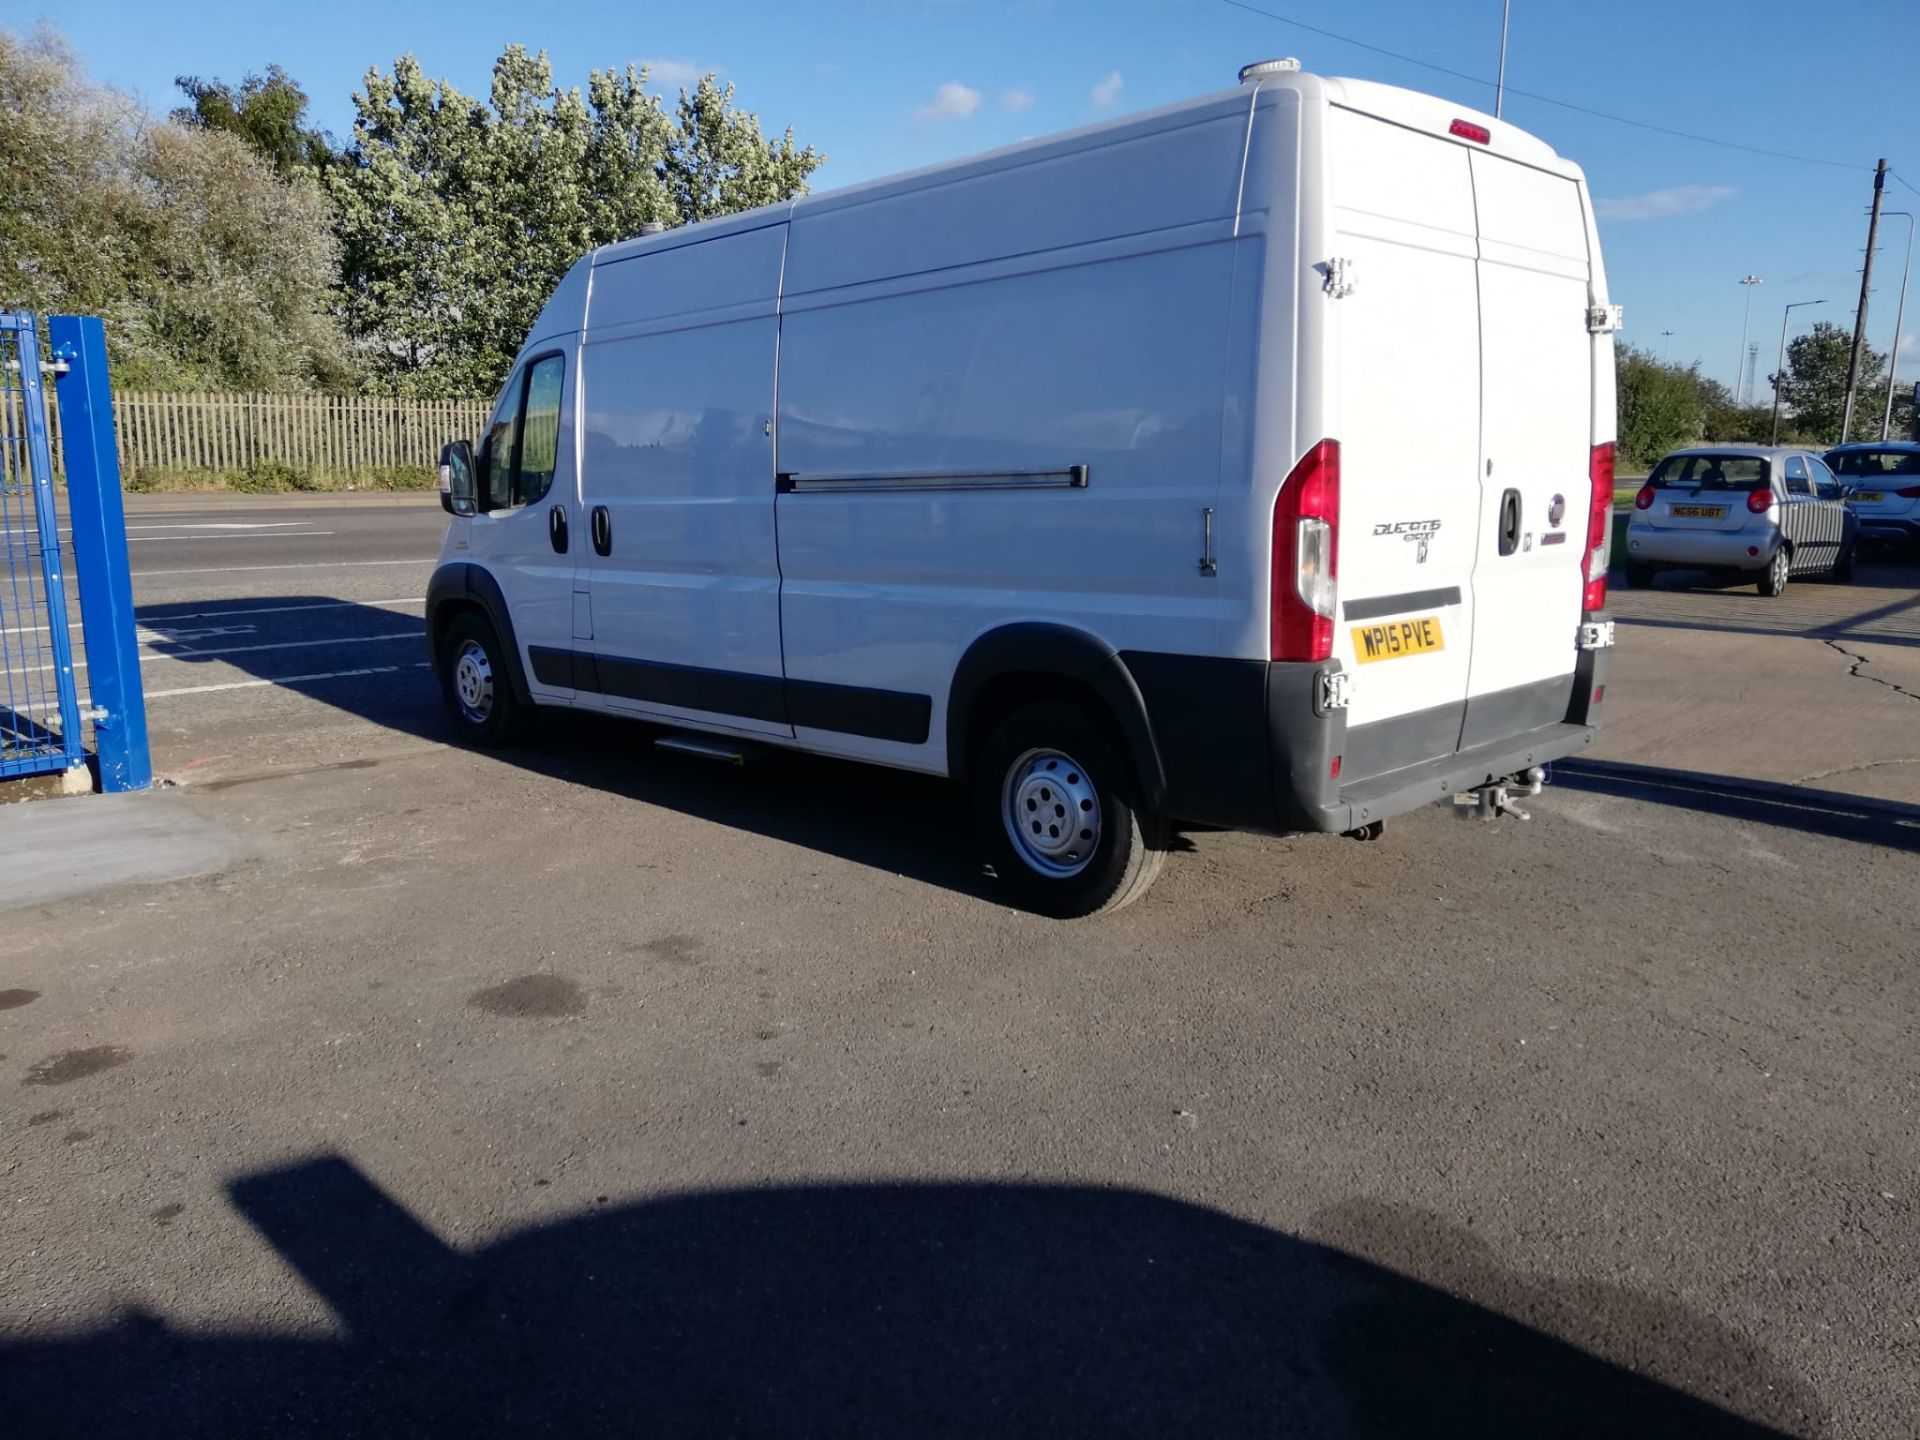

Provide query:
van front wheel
left=972, top=701, right=1168, bottom=918
left=438, top=611, right=529, bottom=746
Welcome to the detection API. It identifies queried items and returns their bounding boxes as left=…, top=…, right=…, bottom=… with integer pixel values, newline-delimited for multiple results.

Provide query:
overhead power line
left=1219, top=0, right=1866, bottom=174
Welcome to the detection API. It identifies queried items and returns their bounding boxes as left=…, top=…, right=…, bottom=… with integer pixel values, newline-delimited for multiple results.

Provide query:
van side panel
left=774, top=237, right=1242, bottom=774
left=782, top=103, right=1250, bottom=298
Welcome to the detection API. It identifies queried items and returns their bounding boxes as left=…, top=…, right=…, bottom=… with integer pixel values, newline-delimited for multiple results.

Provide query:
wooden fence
left=50, top=392, right=493, bottom=477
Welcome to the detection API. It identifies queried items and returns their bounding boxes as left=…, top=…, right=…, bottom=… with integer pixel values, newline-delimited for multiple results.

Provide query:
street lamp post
left=1494, top=0, right=1511, bottom=119
left=1771, top=299, right=1827, bottom=445
left=1878, top=212, right=1913, bottom=441
left=1737, top=275, right=1764, bottom=403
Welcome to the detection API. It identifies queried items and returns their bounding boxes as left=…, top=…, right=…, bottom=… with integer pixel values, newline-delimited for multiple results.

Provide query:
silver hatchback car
left=1622, top=445, right=1856, bottom=595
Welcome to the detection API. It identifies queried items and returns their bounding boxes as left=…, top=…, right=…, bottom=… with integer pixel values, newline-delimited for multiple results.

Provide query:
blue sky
left=27, top=0, right=1920, bottom=394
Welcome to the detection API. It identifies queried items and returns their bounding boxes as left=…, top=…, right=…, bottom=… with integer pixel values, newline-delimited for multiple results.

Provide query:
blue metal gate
left=0, top=312, right=85, bottom=781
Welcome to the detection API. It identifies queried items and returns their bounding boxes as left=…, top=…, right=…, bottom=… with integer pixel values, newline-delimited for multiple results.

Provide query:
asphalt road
left=1, top=497, right=1915, bottom=1437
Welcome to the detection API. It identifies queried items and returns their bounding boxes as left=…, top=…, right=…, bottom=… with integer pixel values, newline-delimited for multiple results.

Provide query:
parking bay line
left=127, top=531, right=336, bottom=543
left=63, top=631, right=427, bottom=670
left=0, top=598, right=427, bottom=639
left=133, top=558, right=437, bottom=577
left=146, top=662, right=433, bottom=699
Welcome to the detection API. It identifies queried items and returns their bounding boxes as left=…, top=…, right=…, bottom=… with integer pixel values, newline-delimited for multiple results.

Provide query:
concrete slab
left=0, top=791, right=245, bottom=911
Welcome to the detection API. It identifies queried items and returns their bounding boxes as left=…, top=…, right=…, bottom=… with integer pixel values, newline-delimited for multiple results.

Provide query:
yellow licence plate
left=1352, top=615, right=1444, bottom=664
left=1670, top=504, right=1724, bottom=518
left=1852, top=491, right=1884, bottom=504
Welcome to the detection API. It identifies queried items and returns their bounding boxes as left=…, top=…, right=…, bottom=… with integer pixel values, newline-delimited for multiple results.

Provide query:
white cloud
left=918, top=81, right=983, bottom=120
left=642, top=58, right=705, bottom=89
left=1000, top=87, right=1035, bottom=113
left=1593, top=185, right=1736, bottom=223
left=1089, top=70, right=1124, bottom=109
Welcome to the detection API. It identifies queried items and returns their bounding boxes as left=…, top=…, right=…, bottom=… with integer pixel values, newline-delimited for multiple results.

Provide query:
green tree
left=0, top=25, right=352, bottom=392
left=1615, top=345, right=1704, bottom=468
left=329, top=46, right=823, bottom=397
left=1776, top=319, right=1888, bottom=444
left=115, top=125, right=352, bottom=390
left=172, top=64, right=334, bottom=177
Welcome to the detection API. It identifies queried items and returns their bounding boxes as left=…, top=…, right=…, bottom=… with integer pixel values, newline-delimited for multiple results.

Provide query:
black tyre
left=1623, top=561, right=1656, bottom=589
left=971, top=700, right=1169, bottom=918
left=438, top=610, right=529, bottom=746
left=1757, top=545, right=1791, bottom=598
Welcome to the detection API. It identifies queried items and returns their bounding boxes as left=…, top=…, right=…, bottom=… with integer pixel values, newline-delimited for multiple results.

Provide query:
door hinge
left=1319, top=669, right=1353, bottom=711
left=1577, top=619, right=1615, bottom=650
left=1586, top=304, right=1625, bottom=335
left=1321, top=257, right=1357, bottom=300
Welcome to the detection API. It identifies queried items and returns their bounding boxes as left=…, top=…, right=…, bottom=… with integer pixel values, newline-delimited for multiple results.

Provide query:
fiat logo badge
left=1548, top=493, right=1566, bottom=527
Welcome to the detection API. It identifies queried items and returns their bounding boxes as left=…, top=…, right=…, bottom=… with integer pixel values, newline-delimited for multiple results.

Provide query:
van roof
left=590, top=67, right=1577, bottom=270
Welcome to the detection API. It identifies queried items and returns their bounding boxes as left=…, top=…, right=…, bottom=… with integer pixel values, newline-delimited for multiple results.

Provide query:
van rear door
left=1461, top=151, right=1593, bottom=744
left=1326, top=108, right=1481, bottom=778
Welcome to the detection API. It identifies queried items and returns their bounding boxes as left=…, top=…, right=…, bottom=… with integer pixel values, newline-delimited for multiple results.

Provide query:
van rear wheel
left=438, top=611, right=529, bottom=746
left=972, top=701, right=1168, bottom=918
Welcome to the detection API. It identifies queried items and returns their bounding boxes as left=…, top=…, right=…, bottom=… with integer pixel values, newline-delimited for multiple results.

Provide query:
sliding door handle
left=549, top=504, right=569, bottom=554
left=591, top=505, right=612, bottom=557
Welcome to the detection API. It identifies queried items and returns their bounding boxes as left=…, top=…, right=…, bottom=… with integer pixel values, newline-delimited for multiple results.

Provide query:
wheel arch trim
left=945, top=622, right=1168, bottom=807
left=425, top=562, right=533, bottom=706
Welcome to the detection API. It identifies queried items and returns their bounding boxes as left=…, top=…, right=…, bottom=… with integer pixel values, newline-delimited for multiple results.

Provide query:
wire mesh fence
left=0, top=316, right=85, bottom=779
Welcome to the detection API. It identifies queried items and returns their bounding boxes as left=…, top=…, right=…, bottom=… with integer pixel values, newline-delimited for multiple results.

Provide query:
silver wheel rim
left=1002, top=747, right=1101, bottom=878
left=452, top=638, right=494, bottom=723
left=1771, top=549, right=1789, bottom=588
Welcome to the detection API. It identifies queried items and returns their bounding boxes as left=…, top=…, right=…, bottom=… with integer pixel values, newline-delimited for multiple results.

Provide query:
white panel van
left=428, top=60, right=1619, bottom=917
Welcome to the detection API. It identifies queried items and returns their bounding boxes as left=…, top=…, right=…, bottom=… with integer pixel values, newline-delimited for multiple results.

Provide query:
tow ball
left=1457, top=765, right=1548, bottom=822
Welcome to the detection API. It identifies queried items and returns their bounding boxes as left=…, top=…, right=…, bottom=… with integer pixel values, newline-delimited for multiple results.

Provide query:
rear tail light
left=1633, top=485, right=1655, bottom=510
left=1271, top=439, right=1340, bottom=662
left=1583, top=442, right=1614, bottom=612
left=1895, top=484, right=1920, bottom=499
left=1747, top=487, right=1774, bottom=514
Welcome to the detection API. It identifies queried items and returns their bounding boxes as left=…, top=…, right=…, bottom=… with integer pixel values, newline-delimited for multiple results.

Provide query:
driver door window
left=477, top=353, right=566, bottom=511
left=1810, top=458, right=1842, bottom=500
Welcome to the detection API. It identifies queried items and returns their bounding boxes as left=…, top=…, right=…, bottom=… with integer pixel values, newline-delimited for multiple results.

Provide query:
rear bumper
left=1624, top=524, right=1773, bottom=570
left=1120, top=627, right=1609, bottom=836
left=1855, top=515, right=1920, bottom=542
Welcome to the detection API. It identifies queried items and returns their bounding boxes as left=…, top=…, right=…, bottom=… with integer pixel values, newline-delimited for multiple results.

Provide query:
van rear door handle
left=591, top=505, right=612, bottom=556
left=1497, top=488, right=1523, bottom=557
left=549, top=504, right=568, bottom=554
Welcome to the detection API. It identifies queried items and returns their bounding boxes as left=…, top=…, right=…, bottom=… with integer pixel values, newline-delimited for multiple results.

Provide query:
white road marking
left=146, top=662, right=432, bottom=699
left=0, top=521, right=315, bottom=536
left=0, top=598, right=426, bottom=638
left=133, top=558, right=436, bottom=577
left=128, top=531, right=335, bottom=542
left=135, top=631, right=422, bottom=664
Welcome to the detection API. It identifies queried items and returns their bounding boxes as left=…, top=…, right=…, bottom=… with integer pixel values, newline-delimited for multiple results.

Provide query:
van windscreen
left=1647, top=455, right=1769, bottom=491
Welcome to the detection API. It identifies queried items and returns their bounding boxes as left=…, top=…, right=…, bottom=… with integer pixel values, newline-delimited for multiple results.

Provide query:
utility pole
left=1737, top=275, right=1763, bottom=401
left=1840, top=160, right=1887, bottom=443
left=1494, top=0, right=1510, bottom=119
left=1746, top=343, right=1760, bottom=406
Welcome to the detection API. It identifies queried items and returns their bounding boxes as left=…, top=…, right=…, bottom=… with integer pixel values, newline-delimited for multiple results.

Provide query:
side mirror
left=439, top=440, right=477, bottom=517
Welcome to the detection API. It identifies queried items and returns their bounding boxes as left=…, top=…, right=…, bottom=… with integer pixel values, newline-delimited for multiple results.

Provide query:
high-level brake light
left=1449, top=119, right=1491, bottom=145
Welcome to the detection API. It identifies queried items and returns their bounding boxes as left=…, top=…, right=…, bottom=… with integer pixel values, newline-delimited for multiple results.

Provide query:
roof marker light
left=1449, top=119, right=1491, bottom=144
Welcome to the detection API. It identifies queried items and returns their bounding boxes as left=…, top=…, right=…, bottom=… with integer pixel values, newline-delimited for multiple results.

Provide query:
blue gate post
left=49, top=315, right=150, bottom=793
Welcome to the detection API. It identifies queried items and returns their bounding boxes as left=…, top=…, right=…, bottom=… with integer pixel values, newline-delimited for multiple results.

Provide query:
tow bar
left=1457, top=765, right=1548, bottom=822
